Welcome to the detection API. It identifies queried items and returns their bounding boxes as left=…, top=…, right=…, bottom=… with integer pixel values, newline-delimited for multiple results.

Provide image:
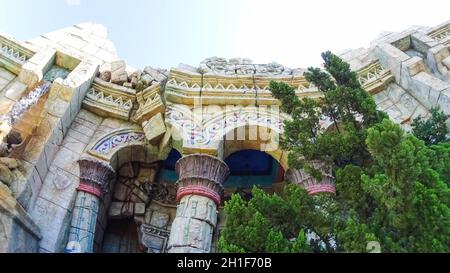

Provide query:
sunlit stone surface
left=0, top=20, right=449, bottom=253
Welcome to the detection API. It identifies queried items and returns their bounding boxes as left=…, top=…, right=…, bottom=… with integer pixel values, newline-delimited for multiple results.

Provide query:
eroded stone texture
left=1, top=19, right=449, bottom=254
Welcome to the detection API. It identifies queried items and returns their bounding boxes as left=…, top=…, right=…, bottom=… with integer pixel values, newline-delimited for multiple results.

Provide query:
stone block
left=108, top=202, right=134, bottom=219
left=437, top=88, right=450, bottom=115
left=38, top=166, right=78, bottom=211
left=30, top=196, right=71, bottom=252
left=110, top=60, right=127, bottom=85
left=137, top=166, right=156, bottom=183
left=149, top=211, right=170, bottom=228
left=75, top=109, right=103, bottom=127
left=118, top=162, right=135, bottom=177
left=67, top=128, right=92, bottom=144
left=52, top=147, right=80, bottom=177
left=178, top=195, right=217, bottom=225
left=69, top=120, right=96, bottom=137
left=61, top=134, right=87, bottom=155
left=143, top=66, right=167, bottom=83
left=135, top=203, right=146, bottom=216
left=130, top=187, right=149, bottom=204
left=4, top=81, right=27, bottom=101
left=142, top=112, right=166, bottom=142
left=374, top=42, right=410, bottom=82
left=167, top=217, right=213, bottom=252
left=427, top=44, right=450, bottom=75
left=113, top=182, right=130, bottom=201
left=0, top=67, right=15, bottom=81
left=442, top=56, right=450, bottom=70
left=411, top=72, right=449, bottom=107
left=131, top=145, right=146, bottom=163
left=117, top=145, right=132, bottom=169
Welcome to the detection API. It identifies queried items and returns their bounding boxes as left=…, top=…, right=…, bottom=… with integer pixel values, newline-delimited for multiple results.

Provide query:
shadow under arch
left=222, top=148, right=286, bottom=201
left=84, top=128, right=181, bottom=253
left=156, top=148, right=182, bottom=183
left=217, top=123, right=289, bottom=170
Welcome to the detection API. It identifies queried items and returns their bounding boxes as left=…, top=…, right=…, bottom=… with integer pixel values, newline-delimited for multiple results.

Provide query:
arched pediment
left=165, top=104, right=289, bottom=147
left=87, top=129, right=146, bottom=161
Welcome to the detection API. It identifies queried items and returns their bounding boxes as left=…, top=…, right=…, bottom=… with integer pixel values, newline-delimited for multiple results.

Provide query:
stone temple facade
left=0, top=20, right=449, bottom=253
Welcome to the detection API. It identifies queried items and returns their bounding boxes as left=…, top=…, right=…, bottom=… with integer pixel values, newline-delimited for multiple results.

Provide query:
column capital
left=77, top=157, right=115, bottom=198
left=175, top=154, right=229, bottom=205
left=285, top=160, right=335, bottom=195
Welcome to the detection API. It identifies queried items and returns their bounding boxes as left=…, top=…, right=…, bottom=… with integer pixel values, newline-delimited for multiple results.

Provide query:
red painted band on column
left=77, top=183, right=102, bottom=198
left=306, top=184, right=336, bottom=195
left=176, top=185, right=221, bottom=206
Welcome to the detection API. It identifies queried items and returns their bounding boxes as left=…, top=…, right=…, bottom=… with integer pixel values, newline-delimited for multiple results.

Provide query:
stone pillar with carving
left=65, top=158, right=115, bottom=253
left=167, top=154, right=229, bottom=253
left=285, top=160, right=336, bottom=195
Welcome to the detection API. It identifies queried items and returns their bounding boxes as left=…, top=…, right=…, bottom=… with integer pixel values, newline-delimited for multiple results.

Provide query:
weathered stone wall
left=1, top=20, right=450, bottom=253
left=0, top=183, right=41, bottom=253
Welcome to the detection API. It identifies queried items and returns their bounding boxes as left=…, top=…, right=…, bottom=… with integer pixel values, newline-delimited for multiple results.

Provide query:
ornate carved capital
left=175, top=154, right=229, bottom=205
left=77, top=157, right=115, bottom=198
left=285, top=160, right=335, bottom=195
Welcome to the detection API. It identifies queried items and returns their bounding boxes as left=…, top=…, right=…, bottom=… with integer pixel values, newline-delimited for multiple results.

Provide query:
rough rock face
left=97, top=63, right=167, bottom=92
left=198, top=56, right=303, bottom=76
left=99, top=70, right=111, bottom=82
left=0, top=158, right=20, bottom=186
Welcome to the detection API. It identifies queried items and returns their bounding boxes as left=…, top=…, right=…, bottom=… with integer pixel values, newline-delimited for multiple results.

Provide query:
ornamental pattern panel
left=166, top=105, right=285, bottom=145
left=88, top=129, right=146, bottom=160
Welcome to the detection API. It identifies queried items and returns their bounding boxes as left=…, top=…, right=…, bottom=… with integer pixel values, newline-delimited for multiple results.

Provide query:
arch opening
left=223, top=149, right=285, bottom=201
left=156, top=149, right=182, bottom=183
left=97, top=160, right=177, bottom=253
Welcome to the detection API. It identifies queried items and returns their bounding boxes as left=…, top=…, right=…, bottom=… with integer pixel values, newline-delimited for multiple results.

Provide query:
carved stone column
left=167, top=154, right=229, bottom=253
left=285, top=160, right=335, bottom=195
left=65, top=158, right=115, bottom=253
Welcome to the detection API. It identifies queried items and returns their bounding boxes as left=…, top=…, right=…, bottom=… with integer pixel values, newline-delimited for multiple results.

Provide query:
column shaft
left=167, top=154, right=229, bottom=253
left=65, top=158, right=115, bottom=253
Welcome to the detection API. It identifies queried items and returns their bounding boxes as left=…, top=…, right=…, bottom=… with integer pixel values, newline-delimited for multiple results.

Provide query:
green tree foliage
left=270, top=51, right=387, bottom=178
left=218, top=186, right=312, bottom=253
left=360, top=119, right=450, bottom=252
left=412, top=107, right=449, bottom=145
left=219, top=52, right=450, bottom=253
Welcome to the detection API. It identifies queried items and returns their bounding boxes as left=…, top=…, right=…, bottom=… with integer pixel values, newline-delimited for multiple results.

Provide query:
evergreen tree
left=412, top=107, right=449, bottom=145
left=218, top=186, right=312, bottom=253
left=270, top=51, right=386, bottom=179
left=219, top=52, right=450, bottom=253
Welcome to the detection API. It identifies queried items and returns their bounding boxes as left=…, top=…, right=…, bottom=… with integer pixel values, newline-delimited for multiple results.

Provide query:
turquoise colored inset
left=157, top=149, right=283, bottom=188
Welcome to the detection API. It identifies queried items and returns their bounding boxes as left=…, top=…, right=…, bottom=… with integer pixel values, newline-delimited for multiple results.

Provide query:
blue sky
left=1, top=0, right=449, bottom=69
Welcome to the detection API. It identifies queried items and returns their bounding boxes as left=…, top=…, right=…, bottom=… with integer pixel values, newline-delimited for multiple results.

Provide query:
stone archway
left=100, top=161, right=177, bottom=253
left=165, top=104, right=290, bottom=158
left=65, top=127, right=174, bottom=253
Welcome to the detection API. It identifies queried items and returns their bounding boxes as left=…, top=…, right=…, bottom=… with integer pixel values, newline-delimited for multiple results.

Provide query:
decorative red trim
left=306, top=184, right=336, bottom=195
left=176, top=185, right=221, bottom=206
left=77, top=183, right=102, bottom=198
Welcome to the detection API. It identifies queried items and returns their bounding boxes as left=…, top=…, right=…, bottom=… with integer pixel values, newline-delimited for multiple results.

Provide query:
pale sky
left=1, top=0, right=449, bottom=69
